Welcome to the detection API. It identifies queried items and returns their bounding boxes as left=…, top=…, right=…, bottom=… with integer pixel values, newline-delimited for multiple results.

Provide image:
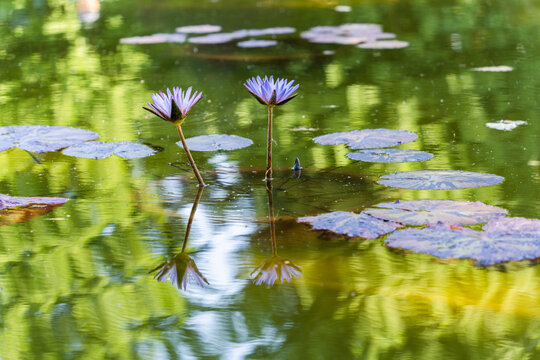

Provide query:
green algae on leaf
left=385, top=218, right=540, bottom=266
left=364, top=200, right=508, bottom=225
left=313, top=129, right=418, bottom=149
left=0, top=125, right=99, bottom=153
left=298, top=211, right=402, bottom=239
left=62, top=141, right=157, bottom=159
left=176, top=134, right=253, bottom=151
left=377, top=170, right=504, bottom=190
left=346, top=148, right=433, bottom=163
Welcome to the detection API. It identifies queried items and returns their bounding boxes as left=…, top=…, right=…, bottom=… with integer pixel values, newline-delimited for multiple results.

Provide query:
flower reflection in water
left=150, top=186, right=209, bottom=290
left=251, top=181, right=303, bottom=287
left=152, top=252, right=209, bottom=291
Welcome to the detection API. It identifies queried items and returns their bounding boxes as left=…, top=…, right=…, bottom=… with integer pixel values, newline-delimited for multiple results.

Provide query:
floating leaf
left=364, top=200, right=508, bottom=225
left=357, top=40, right=409, bottom=49
left=472, top=66, right=513, bottom=72
left=485, top=120, right=527, bottom=131
left=237, top=39, right=278, bottom=48
left=385, top=218, right=540, bottom=265
left=377, top=170, right=504, bottom=190
left=62, top=141, right=157, bottom=159
left=301, top=23, right=394, bottom=45
left=298, top=211, right=401, bottom=239
left=334, top=5, right=352, bottom=12
left=177, top=134, right=253, bottom=151
left=346, top=148, right=433, bottom=163
left=175, top=24, right=222, bottom=34
left=120, top=33, right=187, bottom=44
left=188, top=27, right=295, bottom=45
left=0, top=125, right=99, bottom=153
left=313, top=129, right=418, bottom=149
left=0, top=193, right=67, bottom=225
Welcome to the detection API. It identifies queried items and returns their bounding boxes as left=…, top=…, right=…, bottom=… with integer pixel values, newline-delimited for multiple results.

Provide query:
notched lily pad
left=346, top=148, right=433, bottom=163
left=357, top=40, right=409, bottom=49
left=377, top=170, right=504, bottom=190
left=62, top=141, right=157, bottom=159
left=0, top=125, right=99, bottom=153
left=472, top=66, right=513, bottom=72
left=0, top=193, right=67, bottom=225
left=386, top=218, right=540, bottom=266
left=237, top=39, right=278, bottom=48
left=313, top=129, right=418, bottom=149
left=298, top=211, right=401, bottom=239
left=188, top=27, right=295, bottom=45
left=177, top=134, right=253, bottom=151
left=364, top=200, right=508, bottom=225
left=175, top=24, right=222, bottom=34
left=486, top=120, right=527, bottom=131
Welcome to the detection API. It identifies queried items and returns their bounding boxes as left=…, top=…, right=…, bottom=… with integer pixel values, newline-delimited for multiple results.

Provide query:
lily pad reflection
left=62, top=141, right=157, bottom=159
left=486, top=120, right=527, bottom=131
left=313, top=129, right=418, bottom=149
left=378, top=170, right=504, bottom=190
left=364, top=200, right=508, bottom=225
left=177, top=134, right=253, bottom=151
left=386, top=218, right=540, bottom=266
left=347, top=148, right=433, bottom=163
left=298, top=211, right=401, bottom=239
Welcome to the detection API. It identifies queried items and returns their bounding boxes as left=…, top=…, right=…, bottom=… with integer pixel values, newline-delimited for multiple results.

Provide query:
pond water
left=2, top=0, right=540, bottom=358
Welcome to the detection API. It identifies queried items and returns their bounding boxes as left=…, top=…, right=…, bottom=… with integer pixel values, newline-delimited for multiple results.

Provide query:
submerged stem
left=266, top=180, right=277, bottom=256
left=181, top=186, right=204, bottom=253
left=265, top=106, right=274, bottom=181
left=176, top=125, right=205, bottom=186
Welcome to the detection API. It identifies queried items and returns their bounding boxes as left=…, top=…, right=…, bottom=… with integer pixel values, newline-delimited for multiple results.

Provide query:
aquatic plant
left=144, top=87, right=205, bottom=186
left=244, top=76, right=299, bottom=180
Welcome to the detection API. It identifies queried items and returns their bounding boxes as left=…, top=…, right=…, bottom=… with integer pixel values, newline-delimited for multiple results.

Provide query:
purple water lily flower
left=151, top=252, right=209, bottom=291
left=244, top=76, right=299, bottom=106
left=143, top=86, right=203, bottom=125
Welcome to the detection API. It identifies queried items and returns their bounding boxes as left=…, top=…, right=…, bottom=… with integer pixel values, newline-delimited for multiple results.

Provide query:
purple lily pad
left=0, top=125, right=99, bottom=153
left=313, top=129, right=418, bottom=150
left=357, top=40, right=409, bottom=49
left=472, top=66, right=513, bottom=72
left=364, top=200, right=508, bottom=225
left=177, top=134, right=253, bottom=151
left=346, top=148, right=433, bottom=163
left=385, top=218, right=540, bottom=266
left=188, top=27, right=295, bottom=45
left=120, top=33, right=187, bottom=44
left=237, top=39, right=278, bottom=48
left=485, top=120, right=527, bottom=131
left=377, top=170, right=504, bottom=190
left=175, top=24, right=222, bottom=34
left=298, top=211, right=402, bottom=239
left=301, top=23, right=392, bottom=45
left=62, top=141, right=156, bottom=159
left=0, top=193, right=68, bottom=225
left=0, top=193, right=67, bottom=210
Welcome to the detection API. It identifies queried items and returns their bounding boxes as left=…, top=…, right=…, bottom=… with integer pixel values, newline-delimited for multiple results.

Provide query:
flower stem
left=176, top=124, right=205, bottom=186
left=181, top=186, right=204, bottom=253
left=265, top=106, right=274, bottom=181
